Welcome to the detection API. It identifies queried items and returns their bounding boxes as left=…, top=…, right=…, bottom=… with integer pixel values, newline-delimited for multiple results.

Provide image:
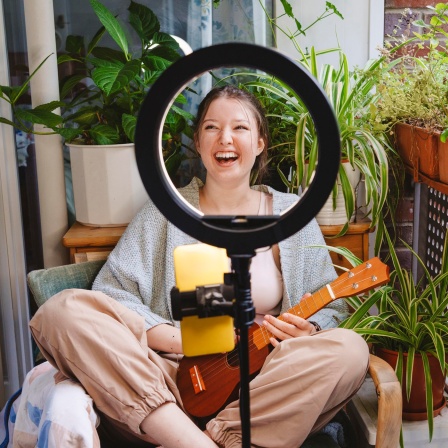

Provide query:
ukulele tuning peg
left=366, top=262, right=372, bottom=268
left=372, top=275, right=377, bottom=282
left=348, top=272, right=354, bottom=278
left=352, top=283, right=359, bottom=289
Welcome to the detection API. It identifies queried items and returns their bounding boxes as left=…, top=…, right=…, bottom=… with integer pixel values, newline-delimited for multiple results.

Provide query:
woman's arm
left=146, top=324, right=183, bottom=353
left=92, top=199, right=175, bottom=330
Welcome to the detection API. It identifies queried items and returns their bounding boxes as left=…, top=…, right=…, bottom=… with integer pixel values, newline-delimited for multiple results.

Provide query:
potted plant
left=340, top=229, right=448, bottom=443
left=228, top=2, right=400, bottom=252
left=0, top=0, right=194, bottom=226
left=370, top=3, right=448, bottom=184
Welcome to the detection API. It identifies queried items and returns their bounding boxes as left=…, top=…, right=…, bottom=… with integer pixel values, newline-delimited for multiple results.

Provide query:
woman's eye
left=235, top=125, right=249, bottom=130
left=204, top=125, right=217, bottom=130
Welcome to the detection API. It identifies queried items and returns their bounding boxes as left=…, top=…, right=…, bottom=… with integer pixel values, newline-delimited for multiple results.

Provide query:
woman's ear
left=256, top=138, right=265, bottom=155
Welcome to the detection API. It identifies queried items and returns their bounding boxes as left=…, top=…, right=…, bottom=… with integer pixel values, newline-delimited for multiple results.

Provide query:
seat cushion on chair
left=27, top=260, right=106, bottom=307
left=13, top=362, right=100, bottom=448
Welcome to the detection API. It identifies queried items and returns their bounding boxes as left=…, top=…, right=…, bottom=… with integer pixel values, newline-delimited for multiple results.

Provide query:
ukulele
left=176, top=257, right=389, bottom=418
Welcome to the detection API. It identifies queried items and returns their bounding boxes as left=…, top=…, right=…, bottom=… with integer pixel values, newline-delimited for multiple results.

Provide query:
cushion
left=11, top=362, right=100, bottom=448
left=27, top=260, right=105, bottom=307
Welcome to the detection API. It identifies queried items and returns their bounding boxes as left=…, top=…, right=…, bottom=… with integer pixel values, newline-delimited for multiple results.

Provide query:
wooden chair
left=27, top=260, right=402, bottom=448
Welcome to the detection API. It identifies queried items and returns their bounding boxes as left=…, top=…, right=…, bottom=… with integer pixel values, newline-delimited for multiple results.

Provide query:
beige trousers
left=29, top=289, right=369, bottom=448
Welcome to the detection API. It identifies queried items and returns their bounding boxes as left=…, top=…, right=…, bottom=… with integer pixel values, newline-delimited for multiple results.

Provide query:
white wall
left=275, top=0, right=385, bottom=70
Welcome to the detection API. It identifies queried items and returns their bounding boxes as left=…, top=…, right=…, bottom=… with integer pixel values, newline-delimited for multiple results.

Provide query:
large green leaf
left=170, top=105, right=195, bottom=122
left=68, top=107, right=100, bottom=125
left=165, top=150, right=186, bottom=177
left=92, top=60, right=141, bottom=95
left=128, top=0, right=160, bottom=44
left=122, top=113, right=136, bottom=142
left=0, top=85, right=12, bottom=101
left=90, top=47, right=127, bottom=64
left=89, top=0, right=129, bottom=57
left=35, top=101, right=66, bottom=112
left=59, top=75, right=87, bottom=100
left=87, top=24, right=107, bottom=56
left=143, top=46, right=180, bottom=71
left=65, top=35, right=84, bottom=54
left=57, top=127, right=83, bottom=141
left=165, top=112, right=186, bottom=135
left=150, top=32, right=180, bottom=51
left=0, top=117, right=16, bottom=127
left=57, top=54, right=83, bottom=65
left=14, top=108, right=63, bottom=127
left=89, top=124, right=120, bottom=145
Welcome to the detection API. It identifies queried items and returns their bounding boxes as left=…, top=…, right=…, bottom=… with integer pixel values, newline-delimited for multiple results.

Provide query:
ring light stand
left=135, top=42, right=341, bottom=447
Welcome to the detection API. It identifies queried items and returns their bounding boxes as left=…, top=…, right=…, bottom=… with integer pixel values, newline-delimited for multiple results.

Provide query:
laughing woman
left=29, top=85, right=369, bottom=448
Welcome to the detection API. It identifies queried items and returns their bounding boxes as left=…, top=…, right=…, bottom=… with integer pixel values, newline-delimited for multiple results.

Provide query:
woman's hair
left=193, top=85, right=270, bottom=183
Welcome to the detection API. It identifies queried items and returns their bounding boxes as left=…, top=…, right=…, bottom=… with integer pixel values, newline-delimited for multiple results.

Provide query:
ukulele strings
left=189, top=266, right=376, bottom=382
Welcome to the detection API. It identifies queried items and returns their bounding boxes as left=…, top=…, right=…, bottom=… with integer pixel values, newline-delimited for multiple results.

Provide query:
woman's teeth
left=215, top=151, right=238, bottom=161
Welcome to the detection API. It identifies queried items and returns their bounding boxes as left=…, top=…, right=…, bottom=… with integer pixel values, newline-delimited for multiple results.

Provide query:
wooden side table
left=62, top=221, right=126, bottom=263
left=63, top=218, right=372, bottom=266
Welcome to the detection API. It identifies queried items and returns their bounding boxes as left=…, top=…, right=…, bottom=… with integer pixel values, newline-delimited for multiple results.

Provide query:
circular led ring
left=135, top=43, right=340, bottom=253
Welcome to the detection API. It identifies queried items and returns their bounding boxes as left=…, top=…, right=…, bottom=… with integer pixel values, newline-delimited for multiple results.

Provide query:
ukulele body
left=177, top=323, right=269, bottom=418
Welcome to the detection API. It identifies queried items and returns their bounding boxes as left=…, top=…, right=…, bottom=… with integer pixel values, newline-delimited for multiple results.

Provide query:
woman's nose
left=219, top=128, right=232, bottom=145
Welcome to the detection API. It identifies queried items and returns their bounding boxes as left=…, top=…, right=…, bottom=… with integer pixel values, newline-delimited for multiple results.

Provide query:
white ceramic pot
left=314, top=161, right=362, bottom=226
left=68, top=143, right=149, bottom=227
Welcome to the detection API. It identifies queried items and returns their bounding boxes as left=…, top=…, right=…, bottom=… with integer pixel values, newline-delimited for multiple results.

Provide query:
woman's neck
left=199, top=181, right=261, bottom=215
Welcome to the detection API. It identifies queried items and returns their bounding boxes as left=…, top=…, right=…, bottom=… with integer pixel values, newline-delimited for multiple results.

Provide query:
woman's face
left=195, top=97, right=264, bottom=186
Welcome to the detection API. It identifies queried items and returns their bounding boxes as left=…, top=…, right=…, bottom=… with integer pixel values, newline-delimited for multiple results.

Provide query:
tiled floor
left=347, top=376, right=448, bottom=447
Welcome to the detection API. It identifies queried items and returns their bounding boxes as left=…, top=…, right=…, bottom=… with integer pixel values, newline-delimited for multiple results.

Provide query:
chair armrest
left=368, top=354, right=402, bottom=448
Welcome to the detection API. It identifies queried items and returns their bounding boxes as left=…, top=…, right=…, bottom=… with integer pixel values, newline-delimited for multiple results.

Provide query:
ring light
left=135, top=42, right=341, bottom=254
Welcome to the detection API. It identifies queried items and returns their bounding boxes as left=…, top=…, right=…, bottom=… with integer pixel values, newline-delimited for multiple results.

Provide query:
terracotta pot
left=394, top=123, right=439, bottom=181
left=438, top=138, right=448, bottom=184
left=374, top=346, right=446, bottom=421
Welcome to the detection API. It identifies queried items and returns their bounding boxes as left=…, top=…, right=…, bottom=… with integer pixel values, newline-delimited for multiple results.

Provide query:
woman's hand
left=262, top=294, right=317, bottom=347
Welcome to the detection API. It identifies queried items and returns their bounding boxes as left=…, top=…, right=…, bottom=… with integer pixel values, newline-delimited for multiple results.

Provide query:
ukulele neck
left=252, top=284, right=333, bottom=350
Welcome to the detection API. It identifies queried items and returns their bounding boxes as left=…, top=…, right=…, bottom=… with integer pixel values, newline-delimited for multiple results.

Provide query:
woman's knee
left=325, top=328, right=369, bottom=376
left=30, top=289, right=110, bottom=342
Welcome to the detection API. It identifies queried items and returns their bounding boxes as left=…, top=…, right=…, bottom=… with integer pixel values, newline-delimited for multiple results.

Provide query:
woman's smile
left=214, top=151, right=239, bottom=165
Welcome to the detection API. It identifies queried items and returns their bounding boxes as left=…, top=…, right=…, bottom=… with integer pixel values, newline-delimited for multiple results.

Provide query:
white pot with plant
left=68, top=143, right=148, bottom=227
left=313, top=161, right=362, bottom=226
left=0, top=0, right=193, bottom=227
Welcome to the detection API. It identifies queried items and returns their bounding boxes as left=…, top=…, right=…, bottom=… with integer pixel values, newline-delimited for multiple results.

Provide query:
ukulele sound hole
left=226, top=347, right=240, bottom=368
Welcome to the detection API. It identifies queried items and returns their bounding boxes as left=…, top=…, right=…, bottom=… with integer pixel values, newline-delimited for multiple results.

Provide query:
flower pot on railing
left=438, top=137, right=448, bottom=184
left=394, top=123, right=439, bottom=181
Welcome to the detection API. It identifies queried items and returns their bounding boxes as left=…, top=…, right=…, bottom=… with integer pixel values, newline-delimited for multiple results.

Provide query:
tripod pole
left=230, top=254, right=256, bottom=448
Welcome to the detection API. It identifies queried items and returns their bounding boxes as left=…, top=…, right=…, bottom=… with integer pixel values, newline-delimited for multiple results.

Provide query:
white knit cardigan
left=92, top=178, right=348, bottom=331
